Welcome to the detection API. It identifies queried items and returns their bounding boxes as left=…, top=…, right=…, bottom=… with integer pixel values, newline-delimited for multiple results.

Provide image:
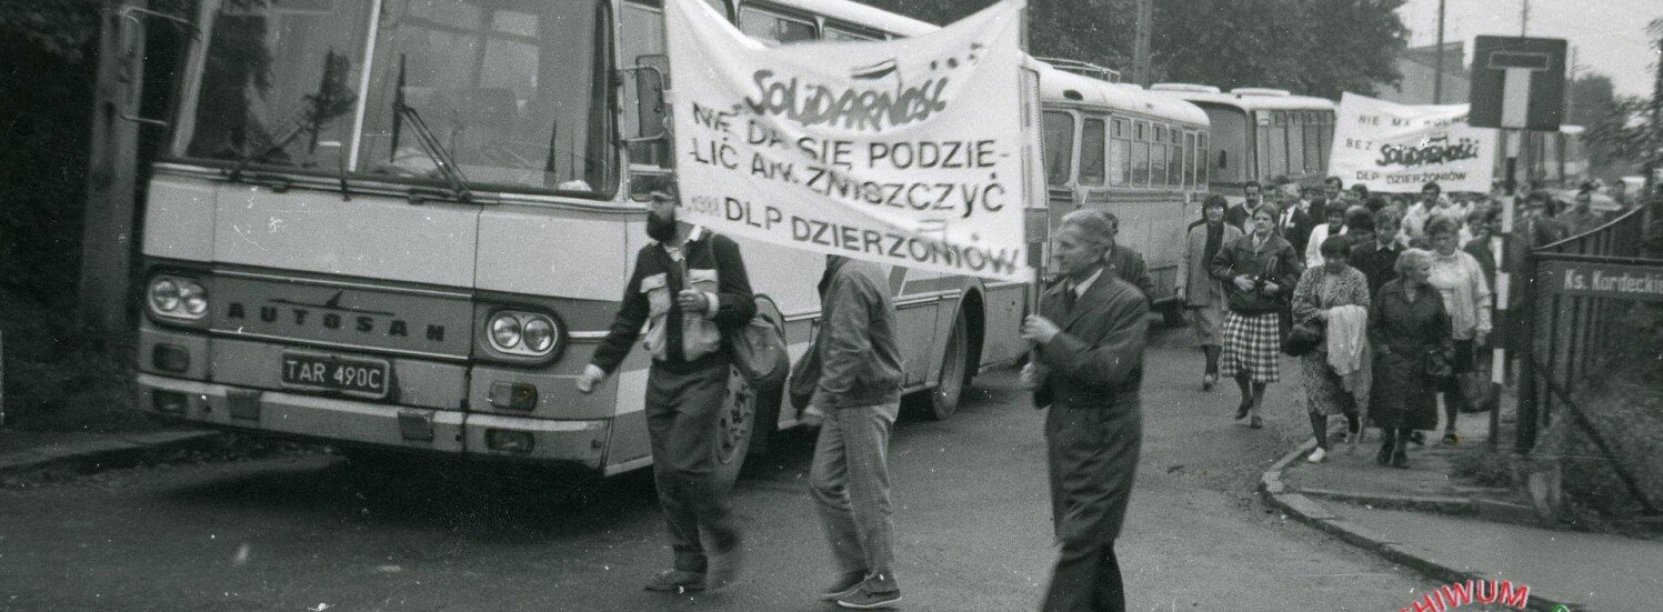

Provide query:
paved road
left=0, top=327, right=1435, bottom=611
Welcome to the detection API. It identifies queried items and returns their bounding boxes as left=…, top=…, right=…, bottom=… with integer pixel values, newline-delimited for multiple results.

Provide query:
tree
left=1568, top=73, right=1616, bottom=127
left=1152, top=0, right=1406, bottom=97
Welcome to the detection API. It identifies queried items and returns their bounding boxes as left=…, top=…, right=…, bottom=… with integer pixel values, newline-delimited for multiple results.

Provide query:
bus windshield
left=173, top=0, right=616, bottom=198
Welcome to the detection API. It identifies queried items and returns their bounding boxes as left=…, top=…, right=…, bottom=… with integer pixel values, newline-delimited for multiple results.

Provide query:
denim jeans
left=808, top=402, right=900, bottom=592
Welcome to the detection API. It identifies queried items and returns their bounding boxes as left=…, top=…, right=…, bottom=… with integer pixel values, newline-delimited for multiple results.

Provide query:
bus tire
left=712, top=365, right=757, bottom=494
left=927, top=312, right=972, bottom=421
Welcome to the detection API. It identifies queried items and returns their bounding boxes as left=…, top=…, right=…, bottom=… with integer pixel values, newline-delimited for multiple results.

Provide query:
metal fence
left=1517, top=203, right=1660, bottom=513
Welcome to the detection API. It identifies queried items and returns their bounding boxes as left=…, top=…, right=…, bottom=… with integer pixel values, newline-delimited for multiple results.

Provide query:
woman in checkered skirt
left=1210, top=203, right=1302, bottom=429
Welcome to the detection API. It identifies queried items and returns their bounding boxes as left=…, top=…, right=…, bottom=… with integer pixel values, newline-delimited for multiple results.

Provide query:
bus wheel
left=713, top=365, right=756, bottom=493
left=928, top=313, right=971, bottom=420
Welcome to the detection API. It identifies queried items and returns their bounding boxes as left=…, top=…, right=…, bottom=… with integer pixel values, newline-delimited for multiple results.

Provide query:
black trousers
left=645, top=361, right=738, bottom=573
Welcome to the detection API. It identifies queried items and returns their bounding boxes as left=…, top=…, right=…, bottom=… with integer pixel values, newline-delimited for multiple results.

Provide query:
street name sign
left=1539, top=260, right=1663, bottom=302
left=1469, top=36, right=1566, bottom=131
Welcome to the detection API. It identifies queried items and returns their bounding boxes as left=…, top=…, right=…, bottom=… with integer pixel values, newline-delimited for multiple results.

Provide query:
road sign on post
left=1469, top=36, right=1567, bottom=130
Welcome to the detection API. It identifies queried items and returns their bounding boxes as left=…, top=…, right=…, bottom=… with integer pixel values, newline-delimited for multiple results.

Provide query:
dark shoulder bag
left=705, top=237, right=788, bottom=389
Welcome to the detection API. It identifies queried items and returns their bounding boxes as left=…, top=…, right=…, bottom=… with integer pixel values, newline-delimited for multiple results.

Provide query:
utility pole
left=1434, top=0, right=1446, bottom=104
left=1132, top=0, right=1153, bottom=86
left=79, top=0, right=149, bottom=343
left=1520, top=0, right=1529, bottom=36
left=1565, top=46, right=1577, bottom=123
left=1646, top=21, right=1663, bottom=224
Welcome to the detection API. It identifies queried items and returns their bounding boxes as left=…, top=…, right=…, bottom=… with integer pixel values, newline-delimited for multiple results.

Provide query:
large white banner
left=1328, top=92, right=1497, bottom=193
left=665, top=0, right=1032, bottom=282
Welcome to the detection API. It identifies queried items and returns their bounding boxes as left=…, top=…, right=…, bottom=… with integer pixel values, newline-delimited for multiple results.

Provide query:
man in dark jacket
left=577, top=190, right=755, bottom=594
left=1102, top=212, right=1155, bottom=302
left=1023, top=209, right=1148, bottom=612
left=1224, top=180, right=1265, bottom=231
left=804, top=255, right=905, bottom=610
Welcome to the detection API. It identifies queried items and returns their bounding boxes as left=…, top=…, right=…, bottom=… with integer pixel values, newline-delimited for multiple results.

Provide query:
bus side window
left=1168, top=127, right=1182, bottom=188
left=1110, top=118, right=1130, bottom=186
left=1043, top=111, right=1075, bottom=187
left=739, top=6, right=817, bottom=45
left=1282, top=110, right=1300, bottom=178
left=1197, top=132, right=1209, bottom=189
left=1080, top=117, right=1107, bottom=186
left=1151, top=124, right=1168, bottom=187
left=1133, top=121, right=1150, bottom=187
left=1302, top=111, right=1320, bottom=173
left=1318, top=111, right=1333, bottom=170
left=1183, top=132, right=1196, bottom=189
left=623, top=2, right=671, bottom=199
left=1254, top=112, right=1272, bottom=183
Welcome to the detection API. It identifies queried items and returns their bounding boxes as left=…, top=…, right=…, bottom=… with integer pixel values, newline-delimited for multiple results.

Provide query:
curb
left=0, top=430, right=225, bottom=478
left=1260, top=437, right=1585, bottom=612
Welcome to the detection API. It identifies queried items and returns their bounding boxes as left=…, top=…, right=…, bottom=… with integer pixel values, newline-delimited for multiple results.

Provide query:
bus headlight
left=147, top=275, right=208, bottom=321
left=522, top=317, right=556, bottom=353
left=489, top=314, right=522, bottom=349
left=484, top=310, right=563, bottom=359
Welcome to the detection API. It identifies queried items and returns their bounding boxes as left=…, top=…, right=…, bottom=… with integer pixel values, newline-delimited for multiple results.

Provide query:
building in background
left=1378, top=41, right=1470, bottom=106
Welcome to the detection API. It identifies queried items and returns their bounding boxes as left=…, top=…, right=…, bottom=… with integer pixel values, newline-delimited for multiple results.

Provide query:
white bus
left=1039, top=75, right=1212, bottom=321
left=129, top=0, right=1207, bottom=485
left=1151, top=84, right=1335, bottom=199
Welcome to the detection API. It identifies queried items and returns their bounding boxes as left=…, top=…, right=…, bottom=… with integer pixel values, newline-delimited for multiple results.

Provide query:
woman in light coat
left=1424, top=215, right=1492, bottom=445
left=1177, top=195, right=1243, bottom=390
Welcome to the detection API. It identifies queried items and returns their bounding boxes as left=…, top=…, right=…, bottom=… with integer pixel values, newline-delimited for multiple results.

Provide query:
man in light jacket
left=805, top=255, right=905, bottom=610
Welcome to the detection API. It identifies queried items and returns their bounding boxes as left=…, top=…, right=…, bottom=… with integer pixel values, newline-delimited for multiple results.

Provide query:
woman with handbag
left=1290, top=235, right=1371, bottom=463
left=1210, top=203, right=1302, bottom=429
left=1367, top=249, right=1454, bottom=468
left=1424, top=216, right=1493, bottom=445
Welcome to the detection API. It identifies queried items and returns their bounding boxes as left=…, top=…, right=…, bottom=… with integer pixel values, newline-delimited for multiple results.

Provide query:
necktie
left=1062, top=284, right=1077, bottom=315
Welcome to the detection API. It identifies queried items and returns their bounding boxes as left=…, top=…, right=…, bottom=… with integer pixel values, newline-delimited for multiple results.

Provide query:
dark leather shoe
left=1249, top=416, right=1263, bottom=429
left=1235, top=402, right=1251, bottom=420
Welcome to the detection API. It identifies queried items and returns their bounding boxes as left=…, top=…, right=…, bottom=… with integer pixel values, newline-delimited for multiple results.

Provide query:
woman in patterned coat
left=1291, top=235, right=1371, bottom=463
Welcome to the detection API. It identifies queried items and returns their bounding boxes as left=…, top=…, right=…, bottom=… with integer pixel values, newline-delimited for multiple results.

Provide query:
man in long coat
left=1022, top=209, right=1149, bottom=612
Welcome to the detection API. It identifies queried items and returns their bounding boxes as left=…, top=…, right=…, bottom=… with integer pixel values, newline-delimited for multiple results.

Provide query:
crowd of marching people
left=574, top=173, right=1629, bottom=611
left=1182, top=175, right=1627, bottom=469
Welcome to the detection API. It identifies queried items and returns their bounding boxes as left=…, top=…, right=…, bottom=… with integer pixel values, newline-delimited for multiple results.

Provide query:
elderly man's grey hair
left=1396, top=248, right=1433, bottom=277
left=1059, top=209, right=1116, bottom=260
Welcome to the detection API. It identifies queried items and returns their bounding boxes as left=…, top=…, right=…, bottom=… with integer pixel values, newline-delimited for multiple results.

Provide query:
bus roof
left=1149, top=84, right=1336, bottom=114
left=1038, top=64, right=1209, bottom=126
left=765, top=0, right=939, bottom=37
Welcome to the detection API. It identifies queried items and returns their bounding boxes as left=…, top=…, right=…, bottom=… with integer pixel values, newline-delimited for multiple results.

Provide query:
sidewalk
left=1264, top=410, right=1663, bottom=611
left=0, top=428, right=222, bottom=480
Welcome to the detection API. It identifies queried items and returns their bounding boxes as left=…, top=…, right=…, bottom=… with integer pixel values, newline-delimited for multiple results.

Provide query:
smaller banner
left=1327, top=92, right=1497, bottom=193
left=664, top=0, right=1032, bottom=282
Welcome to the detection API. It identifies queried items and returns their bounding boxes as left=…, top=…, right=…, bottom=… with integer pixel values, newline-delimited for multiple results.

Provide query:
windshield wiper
left=389, top=54, right=472, bottom=203
left=228, top=49, right=359, bottom=196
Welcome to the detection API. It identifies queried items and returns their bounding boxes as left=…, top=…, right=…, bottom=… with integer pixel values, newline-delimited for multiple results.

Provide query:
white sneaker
left=1307, top=447, right=1327, bottom=463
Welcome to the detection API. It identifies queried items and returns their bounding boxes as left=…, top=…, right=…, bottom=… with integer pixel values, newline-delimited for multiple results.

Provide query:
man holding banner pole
left=1023, top=209, right=1147, bottom=612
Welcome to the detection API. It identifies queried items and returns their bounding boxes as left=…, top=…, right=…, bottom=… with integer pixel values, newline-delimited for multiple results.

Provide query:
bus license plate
left=280, top=353, right=389, bottom=399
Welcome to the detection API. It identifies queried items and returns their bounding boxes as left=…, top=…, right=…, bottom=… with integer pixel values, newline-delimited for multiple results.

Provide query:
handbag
left=729, top=304, right=789, bottom=388
left=1423, top=346, right=1456, bottom=382
left=703, top=238, right=789, bottom=389
left=1282, top=319, right=1324, bottom=356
